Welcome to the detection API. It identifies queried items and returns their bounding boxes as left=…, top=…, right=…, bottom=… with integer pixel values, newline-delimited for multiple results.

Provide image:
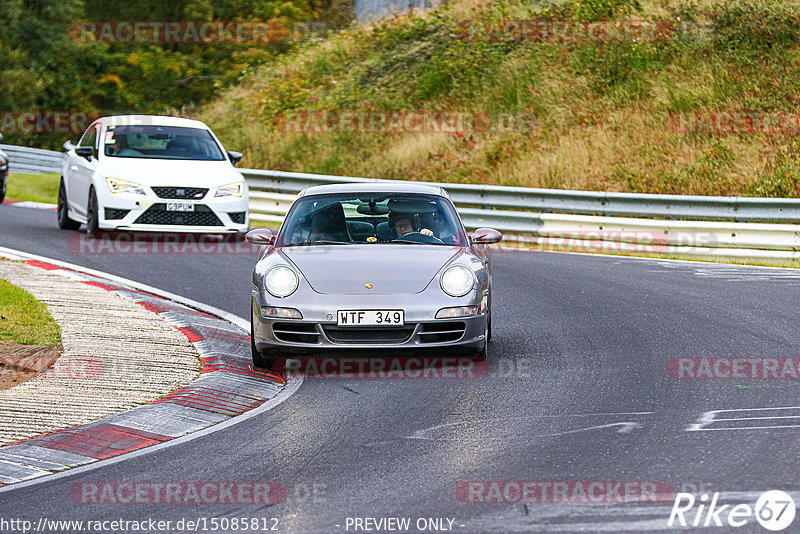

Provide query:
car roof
left=299, top=181, right=448, bottom=198
left=98, top=115, right=210, bottom=129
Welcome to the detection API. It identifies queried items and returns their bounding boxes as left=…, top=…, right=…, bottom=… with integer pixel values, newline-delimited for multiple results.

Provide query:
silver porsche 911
left=246, top=182, right=502, bottom=368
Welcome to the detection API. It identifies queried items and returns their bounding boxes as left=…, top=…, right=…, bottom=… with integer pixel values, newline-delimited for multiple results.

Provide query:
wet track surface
left=1, top=204, right=800, bottom=532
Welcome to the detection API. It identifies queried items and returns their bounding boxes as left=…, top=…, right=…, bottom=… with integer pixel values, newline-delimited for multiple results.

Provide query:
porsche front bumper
left=251, top=292, right=487, bottom=356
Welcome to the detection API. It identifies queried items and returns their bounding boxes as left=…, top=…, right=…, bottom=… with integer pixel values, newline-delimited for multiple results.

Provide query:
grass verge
left=195, top=0, right=800, bottom=197
left=5, top=172, right=60, bottom=205
left=0, top=278, right=61, bottom=346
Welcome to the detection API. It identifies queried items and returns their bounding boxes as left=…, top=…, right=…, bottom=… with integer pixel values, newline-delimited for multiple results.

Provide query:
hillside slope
left=195, top=0, right=800, bottom=197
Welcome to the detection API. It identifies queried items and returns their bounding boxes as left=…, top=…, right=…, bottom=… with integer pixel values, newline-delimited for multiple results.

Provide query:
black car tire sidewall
left=58, top=180, right=80, bottom=230
left=86, top=187, right=100, bottom=234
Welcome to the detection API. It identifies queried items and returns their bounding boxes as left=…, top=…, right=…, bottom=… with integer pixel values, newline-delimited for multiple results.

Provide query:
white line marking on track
left=407, top=412, right=652, bottom=441
left=541, top=422, right=643, bottom=437
left=686, top=406, right=800, bottom=432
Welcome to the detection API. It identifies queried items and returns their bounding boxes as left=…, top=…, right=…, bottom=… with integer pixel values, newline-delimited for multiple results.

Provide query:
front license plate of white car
left=337, top=310, right=404, bottom=326
left=166, top=201, right=195, bottom=212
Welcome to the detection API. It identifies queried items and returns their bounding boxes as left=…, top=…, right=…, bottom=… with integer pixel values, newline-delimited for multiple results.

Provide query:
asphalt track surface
left=1, top=203, right=800, bottom=532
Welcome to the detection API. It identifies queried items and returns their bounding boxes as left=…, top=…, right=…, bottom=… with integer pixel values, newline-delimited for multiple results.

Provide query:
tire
left=85, top=186, right=101, bottom=234
left=476, top=318, right=489, bottom=360
left=251, top=319, right=277, bottom=370
left=57, top=179, right=80, bottom=230
left=0, top=174, right=6, bottom=204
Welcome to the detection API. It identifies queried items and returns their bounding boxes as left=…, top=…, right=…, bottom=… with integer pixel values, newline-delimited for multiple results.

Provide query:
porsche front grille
left=272, top=322, right=321, bottom=344
left=418, top=322, right=466, bottom=343
left=322, top=326, right=415, bottom=344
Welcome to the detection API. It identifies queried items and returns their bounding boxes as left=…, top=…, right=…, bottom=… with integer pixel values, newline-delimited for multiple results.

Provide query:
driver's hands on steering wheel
left=420, top=228, right=434, bottom=237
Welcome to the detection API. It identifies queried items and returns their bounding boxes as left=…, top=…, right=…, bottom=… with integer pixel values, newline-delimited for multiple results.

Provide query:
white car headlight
left=265, top=266, right=299, bottom=298
left=106, top=177, right=145, bottom=195
left=440, top=265, right=475, bottom=297
left=215, top=182, right=244, bottom=197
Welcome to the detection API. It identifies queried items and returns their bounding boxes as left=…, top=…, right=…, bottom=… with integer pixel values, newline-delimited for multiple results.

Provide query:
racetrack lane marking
left=406, top=412, right=653, bottom=441
left=687, top=406, right=800, bottom=432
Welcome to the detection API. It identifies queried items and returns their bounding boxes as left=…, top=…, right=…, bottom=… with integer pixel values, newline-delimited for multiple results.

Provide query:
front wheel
left=57, top=180, right=80, bottom=230
left=85, top=186, right=101, bottom=234
left=0, top=174, right=6, bottom=203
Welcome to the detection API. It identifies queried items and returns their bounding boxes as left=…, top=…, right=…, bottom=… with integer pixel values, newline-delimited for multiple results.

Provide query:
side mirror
left=0, top=133, right=4, bottom=143
left=245, top=228, right=276, bottom=246
left=228, top=151, right=243, bottom=166
left=63, top=140, right=76, bottom=151
left=74, top=146, right=93, bottom=161
left=471, top=228, right=503, bottom=245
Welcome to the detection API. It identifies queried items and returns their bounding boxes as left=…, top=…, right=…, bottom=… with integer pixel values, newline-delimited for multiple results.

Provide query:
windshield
left=102, top=125, right=225, bottom=160
left=278, top=193, right=466, bottom=246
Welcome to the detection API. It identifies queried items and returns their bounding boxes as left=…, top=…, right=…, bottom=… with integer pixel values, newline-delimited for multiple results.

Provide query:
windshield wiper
left=285, top=240, right=353, bottom=246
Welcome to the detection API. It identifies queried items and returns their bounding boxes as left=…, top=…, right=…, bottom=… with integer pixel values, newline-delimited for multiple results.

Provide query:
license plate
left=337, top=310, right=404, bottom=326
left=166, top=201, right=195, bottom=212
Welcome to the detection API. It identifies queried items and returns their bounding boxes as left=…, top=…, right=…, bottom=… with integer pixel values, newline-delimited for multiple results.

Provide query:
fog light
left=261, top=307, right=303, bottom=319
left=435, top=306, right=478, bottom=319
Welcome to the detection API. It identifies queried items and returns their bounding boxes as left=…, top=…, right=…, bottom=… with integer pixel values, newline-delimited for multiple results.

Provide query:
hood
left=98, top=157, right=242, bottom=187
left=282, top=245, right=461, bottom=295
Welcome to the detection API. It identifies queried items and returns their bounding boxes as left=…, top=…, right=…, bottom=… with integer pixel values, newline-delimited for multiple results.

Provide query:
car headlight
left=265, top=266, right=299, bottom=298
left=440, top=265, right=475, bottom=297
left=106, top=177, right=145, bottom=195
left=215, top=182, right=244, bottom=197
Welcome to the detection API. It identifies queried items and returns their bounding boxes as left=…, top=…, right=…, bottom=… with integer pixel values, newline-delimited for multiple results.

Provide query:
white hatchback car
left=59, top=115, right=249, bottom=235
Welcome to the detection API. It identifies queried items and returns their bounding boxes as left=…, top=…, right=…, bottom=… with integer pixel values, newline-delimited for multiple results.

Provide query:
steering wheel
left=391, top=231, right=444, bottom=244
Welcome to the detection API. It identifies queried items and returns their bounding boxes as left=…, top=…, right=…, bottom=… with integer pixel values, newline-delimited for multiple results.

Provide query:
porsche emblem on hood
left=365, top=283, right=373, bottom=289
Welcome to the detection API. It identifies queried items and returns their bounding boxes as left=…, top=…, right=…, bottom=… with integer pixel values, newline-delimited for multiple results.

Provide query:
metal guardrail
left=242, top=170, right=800, bottom=260
left=242, top=169, right=800, bottom=223
left=0, top=145, right=64, bottom=174
left=3, top=145, right=798, bottom=260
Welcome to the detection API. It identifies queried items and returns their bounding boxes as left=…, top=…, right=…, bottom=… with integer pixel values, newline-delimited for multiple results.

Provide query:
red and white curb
left=0, top=248, right=297, bottom=488
left=1, top=199, right=57, bottom=210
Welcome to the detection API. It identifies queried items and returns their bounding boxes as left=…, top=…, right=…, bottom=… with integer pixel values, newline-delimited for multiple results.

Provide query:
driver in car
left=393, top=214, right=434, bottom=238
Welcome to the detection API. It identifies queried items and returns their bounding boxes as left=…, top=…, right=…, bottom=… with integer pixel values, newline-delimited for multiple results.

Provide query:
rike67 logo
left=669, top=490, right=796, bottom=531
